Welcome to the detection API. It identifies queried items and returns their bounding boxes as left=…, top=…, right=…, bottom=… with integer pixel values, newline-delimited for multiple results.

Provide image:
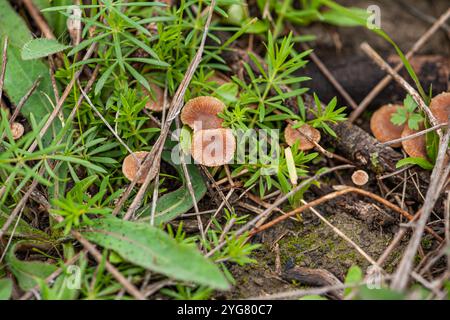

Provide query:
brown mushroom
left=370, top=104, right=405, bottom=147
left=351, top=170, right=369, bottom=186
left=429, top=92, right=450, bottom=124
left=401, top=123, right=428, bottom=159
left=142, top=83, right=167, bottom=112
left=191, top=128, right=235, bottom=167
left=122, top=151, right=150, bottom=184
left=10, top=122, right=24, bottom=140
left=284, top=123, right=321, bottom=151
left=181, top=96, right=225, bottom=131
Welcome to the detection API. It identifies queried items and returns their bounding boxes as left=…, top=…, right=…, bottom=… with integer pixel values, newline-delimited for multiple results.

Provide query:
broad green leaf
left=81, top=217, right=229, bottom=290
left=396, top=157, right=434, bottom=170
left=0, top=0, right=60, bottom=145
left=139, top=151, right=207, bottom=224
left=6, top=241, right=57, bottom=291
left=0, top=278, right=12, bottom=300
left=0, top=210, right=48, bottom=239
left=21, top=38, right=70, bottom=60
left=344, top=265, right=363, bottom=296
left=358, top=286, right=405, bottom=300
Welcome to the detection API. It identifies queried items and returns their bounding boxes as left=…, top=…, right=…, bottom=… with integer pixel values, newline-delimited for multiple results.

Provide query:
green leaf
left=0, top=0, right=61, bottom=145
left=407, top=113, right=423, bottom=131
left=34, top=0, right=72, bottom=39
left=81, top=217, right=229, bottom=290
left=21, top=38, right=70, bottom=60
left=390, top=107, right=407, bottom=126
left=344, top=265, right=363, bottom=296
left=6, top=241, right=57, bottom=291
left=0, top=211, right=48, bottom=239
left=142, top=151, right=207, bottom=224
left=358, top=286, right=405, bottom=300
left=403, top=94, right=418, bottom=112
left=396, top=157, right=434, bottom=170
left=0, top=278, right=12, bottom=300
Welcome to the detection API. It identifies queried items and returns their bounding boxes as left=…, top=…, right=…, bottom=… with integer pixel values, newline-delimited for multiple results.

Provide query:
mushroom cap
left=122, top=151, right=150, bottom=184
left=401, top=123, right=428, bottom=159
left=181, top=96, right=225, bottom=131
left=10, top=122, right=24, bottom=140
left=143, top=83, right=167, bottom=112
left=284, top=123, right=321, bottom=151
left=191, top=128, right=236, bottom=167
left=429, top=92, right=450, bottom=124
left=370, top=104, right=405, bottom=147
left=351, top=170, right=369, bottom=186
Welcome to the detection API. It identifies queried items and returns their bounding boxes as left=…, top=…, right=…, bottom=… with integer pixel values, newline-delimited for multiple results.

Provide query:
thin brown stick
left=379, top=122, right=448, bottom=147
left=0, top=67, right=99, bottom=240
left=216, top=168, right=249, bottom=185
left=19, top=250, right=86, bottom=300
left=175, top=117, right=205, bottom=242
left=70, top=228, right=145, bottom=300
left=302, top=199, right=380, bottom=267
left=206, top=164, right=354, bottom=257
left=115, top=0, right=217, bottom=218
left=250, top=186, right=442, bottom=241
left=300, top=42, right=358, bottom=110
left=0, top=77, right=42, bottom=142
left=22, top=0, right=64, bottom=65
left=360, top=42, right=442, bottom=137
left=391, top=125, right=450, bottom=291
left=349, top=8, right=450, bottom=122
left=283, top=116, right=354, bottom=165
left=0, top=42, right=97, bottom=199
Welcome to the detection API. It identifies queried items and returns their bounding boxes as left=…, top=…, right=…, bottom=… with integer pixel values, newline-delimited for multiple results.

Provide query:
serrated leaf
left=21, top=38, right=70, bottom=60
left=407, top=113, right=423, bottom=131
left=390, top=109, right=407, bottom=126
left=0, top=278, right=12, bottom=300
left=81, top=217, right=229, bottom=290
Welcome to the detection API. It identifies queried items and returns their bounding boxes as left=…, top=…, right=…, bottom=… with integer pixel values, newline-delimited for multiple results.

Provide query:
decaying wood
left=282, top=266, right=344, bottom=299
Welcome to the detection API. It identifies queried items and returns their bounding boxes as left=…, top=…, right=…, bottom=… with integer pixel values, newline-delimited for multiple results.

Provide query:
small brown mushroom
left=370, top=104, right=405, bottom=147
left=181, top=96, right=225, bottom=131
left=143, top=83, right=167, bottom=112
left=122, top=151, right=150, bottom=184
left=191, top=128, right=235, bottom=167
left=401, top=123, right=428, bottom=159
left=284, top=123, right=321, bottom=151
left=351, top=170, right=369, bottom=186
left=10, top=122, right=24, bottom=140
left=429, top=92, right=450, bottom=124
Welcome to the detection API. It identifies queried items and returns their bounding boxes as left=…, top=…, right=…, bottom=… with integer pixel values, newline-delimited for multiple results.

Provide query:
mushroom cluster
left=181, top=96, right=236, bottom=166
left=370, top=92, right=450, bottom=159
